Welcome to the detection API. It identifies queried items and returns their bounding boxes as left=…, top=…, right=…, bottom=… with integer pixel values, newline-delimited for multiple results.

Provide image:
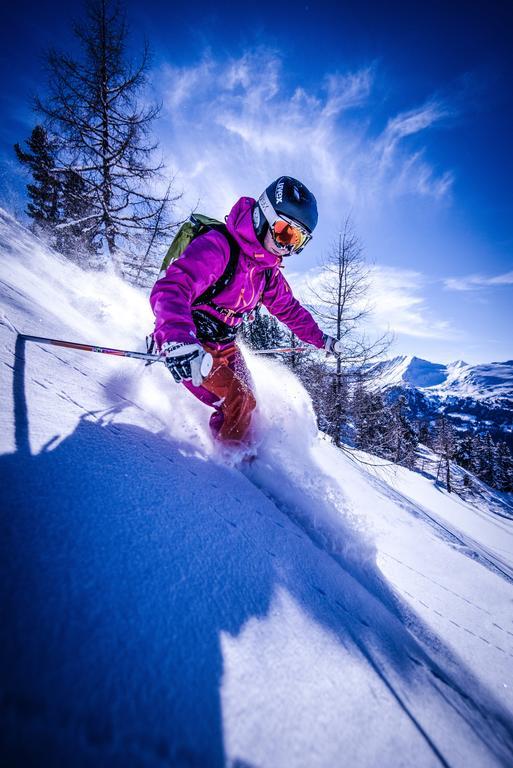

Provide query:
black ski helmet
left=253, top=176, right=318, bottom=247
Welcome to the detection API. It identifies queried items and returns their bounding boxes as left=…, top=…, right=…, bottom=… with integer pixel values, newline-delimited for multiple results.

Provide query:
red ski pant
left=183, top=343, right=256, bottom=444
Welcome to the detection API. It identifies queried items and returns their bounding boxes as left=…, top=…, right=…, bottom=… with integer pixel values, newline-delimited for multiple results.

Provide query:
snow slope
left=2, top=208, right=513, bottom=767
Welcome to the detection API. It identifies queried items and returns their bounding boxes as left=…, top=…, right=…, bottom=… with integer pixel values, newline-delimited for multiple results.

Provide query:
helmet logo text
left=275, top=179, right=284, bottom=204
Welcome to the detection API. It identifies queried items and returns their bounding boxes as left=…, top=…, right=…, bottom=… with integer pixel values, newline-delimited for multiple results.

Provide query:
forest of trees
left=241, top=309, right=513, bottom=494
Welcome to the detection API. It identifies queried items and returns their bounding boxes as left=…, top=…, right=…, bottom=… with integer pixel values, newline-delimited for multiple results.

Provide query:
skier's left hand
left=323, top=334, right=344, bottom=356
left=161, top=341, right=213, bottom=386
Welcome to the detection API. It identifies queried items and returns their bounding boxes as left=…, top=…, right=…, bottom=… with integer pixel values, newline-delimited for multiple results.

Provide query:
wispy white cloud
left=383, top=102, right=450, bottom=142
left=154, top=49, right=454, bottom=219
left=159, top=57, right=215, bottom=112
left=287, top=264, right=460, bottom=341
left=368, top=266, right=459, bottom=339
left=374, top=102, right=454, bottom=199
left=322, top=69, right=374, bottom=116
left=443, top=270, right=513, bottom=291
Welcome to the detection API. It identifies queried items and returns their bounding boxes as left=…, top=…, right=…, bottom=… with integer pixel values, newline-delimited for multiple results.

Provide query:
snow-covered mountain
left=370, top=354, right=513, bottom=403
left=369, top=354, right=513, bottom=447
left=2, top=208, right=513, bottom=766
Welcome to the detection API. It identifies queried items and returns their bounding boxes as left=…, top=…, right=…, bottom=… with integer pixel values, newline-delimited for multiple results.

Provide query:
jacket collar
left=225, top=197, right=281, bottom=269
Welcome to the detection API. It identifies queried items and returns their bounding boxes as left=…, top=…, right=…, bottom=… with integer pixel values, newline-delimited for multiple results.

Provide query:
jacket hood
left=225, top=197, right=281, bottom=269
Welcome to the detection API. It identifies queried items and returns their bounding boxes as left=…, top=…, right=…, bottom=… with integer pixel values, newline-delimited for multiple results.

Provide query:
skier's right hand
left=161, top=341, right=213, bottom=387
left=323, top=334, right=344, bottom=356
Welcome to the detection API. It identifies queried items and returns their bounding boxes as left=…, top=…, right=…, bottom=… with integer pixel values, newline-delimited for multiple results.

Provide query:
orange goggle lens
left=272, top=219, right=309, bottom=250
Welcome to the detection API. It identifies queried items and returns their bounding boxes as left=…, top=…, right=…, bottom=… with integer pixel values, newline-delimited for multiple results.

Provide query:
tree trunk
left=446, top=456, right=452, bottom=493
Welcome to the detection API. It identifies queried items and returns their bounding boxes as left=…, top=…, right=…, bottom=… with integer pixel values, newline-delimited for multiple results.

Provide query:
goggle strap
left=257, top=190, right=312, bottom=253
left=258, top=190, right=276, bottom=229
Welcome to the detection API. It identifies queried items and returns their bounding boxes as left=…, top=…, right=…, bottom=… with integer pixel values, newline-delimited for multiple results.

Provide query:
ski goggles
left=258, top=191, right=312, bottom=253
left=271, top=218, right=311, bottom=252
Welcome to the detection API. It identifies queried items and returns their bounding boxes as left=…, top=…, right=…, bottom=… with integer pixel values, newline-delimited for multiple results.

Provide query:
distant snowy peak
left=371, top=355, right=449, bottom=389
left=370, top=356, right=513, bottom=401
left=444, top=360, right=513, bottom=400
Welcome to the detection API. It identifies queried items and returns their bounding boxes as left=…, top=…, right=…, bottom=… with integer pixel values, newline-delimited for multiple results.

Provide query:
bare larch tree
left=308, top=215, right=390, bottom=445
left=433, top=415, right=456, bottom=493
left=34, top=0, right=178, bottom=282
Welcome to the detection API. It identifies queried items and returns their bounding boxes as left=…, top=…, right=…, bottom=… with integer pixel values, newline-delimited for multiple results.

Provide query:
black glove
left=322, top=334, right=343, bottom=356
left=161, top=341, right=213, bottom=386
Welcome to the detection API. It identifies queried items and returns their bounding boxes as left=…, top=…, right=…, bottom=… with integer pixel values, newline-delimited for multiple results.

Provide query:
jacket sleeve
left=150, top=230, right=230, bottom=348
left=262, top=269, right=325, bottom=348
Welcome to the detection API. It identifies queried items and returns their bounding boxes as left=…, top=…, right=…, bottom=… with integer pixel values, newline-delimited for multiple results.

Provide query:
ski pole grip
left=200, top=352, right=213, bottom=379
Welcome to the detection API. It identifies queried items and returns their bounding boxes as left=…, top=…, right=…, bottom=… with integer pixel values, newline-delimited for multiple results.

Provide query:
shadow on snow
left=2, top=335, right=513, bottom=766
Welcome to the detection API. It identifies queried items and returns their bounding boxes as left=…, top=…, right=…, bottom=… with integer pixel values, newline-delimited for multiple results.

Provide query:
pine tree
left=352, top=384, right=390, bottom=456
left=496, top=442, right=513, bottom=492
left=390, top=395, right=418, bottom=468
left=285, top=331, right=303, bottom=371
left=454, top=432, right=475, bottom=472
left=296, top=360, right=335, bottom=436
left=473, top=433, right=487, bottom=482
left=14, top=125, right=61, bottom=234
left=418, top=421, right=431, bottom=445
left=479, top=432, right=496, bottom=487
left=468, top=433, right=483, bottom=477
left=241, top=307, right=285, bottom=351
left=315, top=368, right=350, bottom=446
left=453, top=431, right=478, bottom=491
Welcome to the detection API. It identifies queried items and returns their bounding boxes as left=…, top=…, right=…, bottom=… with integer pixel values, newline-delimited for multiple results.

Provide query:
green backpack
left=158, top=213, right=240, bottom=308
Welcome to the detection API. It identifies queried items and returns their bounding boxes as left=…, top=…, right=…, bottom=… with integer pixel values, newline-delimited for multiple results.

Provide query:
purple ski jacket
left=150, top=196, right=325, bottom=350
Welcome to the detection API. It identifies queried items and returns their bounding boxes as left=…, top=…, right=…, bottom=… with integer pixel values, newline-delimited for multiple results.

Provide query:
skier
left=150, top=176, right=342, bottom=446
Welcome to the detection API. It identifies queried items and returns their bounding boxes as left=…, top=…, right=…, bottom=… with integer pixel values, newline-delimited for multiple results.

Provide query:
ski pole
left=19, top=334, right=308, bottom=360
left=249, top=346, right=308, bottom=355
left=19, top=334, right=161, bottom=362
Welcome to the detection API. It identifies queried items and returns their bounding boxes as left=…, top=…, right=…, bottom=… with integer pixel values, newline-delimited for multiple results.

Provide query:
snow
left=2, top=208, right=513, bottom=766
left=447, top=412, right=477, bottom=421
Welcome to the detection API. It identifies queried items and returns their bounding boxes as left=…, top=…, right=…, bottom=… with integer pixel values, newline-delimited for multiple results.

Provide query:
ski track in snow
left=244, top=464, right=513, bottom=657
left=359, top=465, right=513, bottom=585
left=2, top=209, right=513, bottom=767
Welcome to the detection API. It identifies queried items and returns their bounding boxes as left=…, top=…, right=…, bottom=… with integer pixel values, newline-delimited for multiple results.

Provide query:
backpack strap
left=255, top=268, right=274, bottom=308
left=192, top=222, right=240, bottom=308
left=192, top=227, right=275, bottom=321
left=206, top=265, right=276, bottom=320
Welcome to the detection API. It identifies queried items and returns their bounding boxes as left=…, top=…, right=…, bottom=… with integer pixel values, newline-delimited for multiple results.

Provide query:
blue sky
left=1, top=0, right=512, bottom=363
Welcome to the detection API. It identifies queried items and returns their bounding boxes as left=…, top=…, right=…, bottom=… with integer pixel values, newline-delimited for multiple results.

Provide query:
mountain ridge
left=370, top=354, right=513, bottom=403
left=367, top=353, right=513, bottom=451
